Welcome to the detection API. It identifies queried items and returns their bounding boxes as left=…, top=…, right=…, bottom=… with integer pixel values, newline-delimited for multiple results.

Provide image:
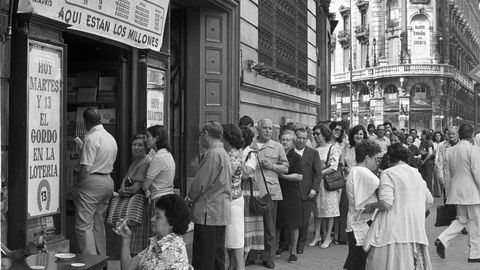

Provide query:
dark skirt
left=344, top=231, right=367, bottom=270
left=276, top=180, right=302, bottom=229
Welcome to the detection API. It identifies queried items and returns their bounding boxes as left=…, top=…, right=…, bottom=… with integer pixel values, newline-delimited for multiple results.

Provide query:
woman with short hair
left=343, top=140, right=382, bottom=270
left=118, top=194, right=191, bottom=270
left=363, top=143, right=434, bottom=270
left=276, top=129, right=303, bottom=262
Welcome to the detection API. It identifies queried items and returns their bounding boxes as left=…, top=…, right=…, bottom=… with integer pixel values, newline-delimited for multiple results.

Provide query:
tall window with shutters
left=258, top=0, right=308, bottom=82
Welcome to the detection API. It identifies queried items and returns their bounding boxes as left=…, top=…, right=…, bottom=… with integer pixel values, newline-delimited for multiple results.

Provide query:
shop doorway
left=63, top=33, right=131, bottom=255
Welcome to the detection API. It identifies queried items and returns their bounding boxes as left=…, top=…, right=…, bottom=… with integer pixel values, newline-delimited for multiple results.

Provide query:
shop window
left=384, top=84, right=398, bottom=99
left=411, top=83, right=429, bottom=99
left=360, top=87, right=370, bottom=101
left=342, top=91, right=351, bottom=103
left=258, top=0, right=308, bottom=81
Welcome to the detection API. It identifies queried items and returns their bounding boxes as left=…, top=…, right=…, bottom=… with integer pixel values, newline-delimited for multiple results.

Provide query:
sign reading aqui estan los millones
left=18, top=0, right=170, bottom=51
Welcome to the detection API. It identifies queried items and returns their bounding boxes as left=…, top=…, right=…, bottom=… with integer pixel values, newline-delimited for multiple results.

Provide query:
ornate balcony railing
left=331, top=64, right=474, bottom=91
left=337, top=30, right=351, bottom=49
left=354, top=24, right=369, bottom=43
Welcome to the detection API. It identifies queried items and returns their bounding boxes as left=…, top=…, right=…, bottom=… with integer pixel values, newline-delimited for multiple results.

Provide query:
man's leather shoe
left=288, top=254, right=297, bottom=262
left=468, top=258, right=480, bottom=263
left=435, top=239, right=445, bottom=259
left=297, top=247, right=304, bottom=254
left=262, top=261, right=275, bottom=269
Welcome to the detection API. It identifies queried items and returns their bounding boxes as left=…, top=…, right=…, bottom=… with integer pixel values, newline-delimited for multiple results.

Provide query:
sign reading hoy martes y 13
left=18, top=0, right=170, bottom=51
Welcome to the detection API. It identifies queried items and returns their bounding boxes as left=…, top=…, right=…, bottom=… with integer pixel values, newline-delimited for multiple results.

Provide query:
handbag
left=106, top=178, right=145, bottom=227
left=434, top=204, right=457, bottom=227
left=248, top=152, right=274, bottom=215
left=323, top=145, right=345, bottom=191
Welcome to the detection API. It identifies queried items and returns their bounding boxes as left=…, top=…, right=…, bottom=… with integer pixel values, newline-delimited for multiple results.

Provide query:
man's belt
left=91, top=172, right=109, bottom=176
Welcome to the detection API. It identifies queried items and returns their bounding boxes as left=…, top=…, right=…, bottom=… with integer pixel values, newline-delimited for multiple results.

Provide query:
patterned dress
left=314, top=143, right=342, bottom=218
left=137, top=233, right=190, bottom=270
left=225, top=148, right=245, bottom=248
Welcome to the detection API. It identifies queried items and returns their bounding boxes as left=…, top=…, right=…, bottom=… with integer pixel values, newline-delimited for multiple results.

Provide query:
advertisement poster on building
left=410, top=15, right=431, bottom=61
left=27, top=40, right=63, bottom=217
left=18, top=0, right=170, bottom=51
left=146, top=68, right=165, bottom=127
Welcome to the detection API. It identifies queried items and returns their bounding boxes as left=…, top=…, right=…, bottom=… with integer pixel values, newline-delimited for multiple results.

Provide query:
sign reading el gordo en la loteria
left=18, top=0, right=170, bottom=51
left=27, top=40, right=63, bottom=217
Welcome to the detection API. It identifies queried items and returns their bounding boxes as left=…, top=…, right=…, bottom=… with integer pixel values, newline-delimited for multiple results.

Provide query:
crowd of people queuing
left=5, top=107, right=477, bottom=269
left=81, top=108, right=480, bottom=270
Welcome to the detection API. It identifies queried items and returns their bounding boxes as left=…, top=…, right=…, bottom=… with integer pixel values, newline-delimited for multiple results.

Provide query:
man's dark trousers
left=192, top=224, right=226, bottom=270
left=262, top=201, right=278, bottom=263
left=298, top=200, right=315, bottom=249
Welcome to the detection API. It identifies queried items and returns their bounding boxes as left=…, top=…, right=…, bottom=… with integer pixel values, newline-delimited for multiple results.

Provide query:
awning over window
left=18, top=0, right=170, bottom=51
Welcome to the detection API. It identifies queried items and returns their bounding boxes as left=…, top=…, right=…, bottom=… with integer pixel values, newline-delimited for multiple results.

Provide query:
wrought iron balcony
left=337, top=30, right=351, bottom=49
left=355, top=25, right=369, bottom=44
left=331, top=64, right=475, bottom=92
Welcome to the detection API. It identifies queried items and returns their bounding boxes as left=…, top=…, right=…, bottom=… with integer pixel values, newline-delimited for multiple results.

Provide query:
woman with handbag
left=329, top=121, right=348, bottom=245
left=363, top=143, right=434, bottom=270
left=343, top=140, right=381, bottom=270
left=117, top=134, right=151, bottom=254
left=241, top=126, right=265, bottom=265
left=222, top=124, right=246, bottom=270
left=276, top=129, right=303, bottom=262
left=309, top=124, right=342, bottom=249
left=143, top=125, right=176, bottom=236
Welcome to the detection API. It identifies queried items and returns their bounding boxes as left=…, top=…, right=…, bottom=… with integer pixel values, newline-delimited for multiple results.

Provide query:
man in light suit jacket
left=435, top=124, right=480, bottom=263
left=295, top=128, right=322, bottom=254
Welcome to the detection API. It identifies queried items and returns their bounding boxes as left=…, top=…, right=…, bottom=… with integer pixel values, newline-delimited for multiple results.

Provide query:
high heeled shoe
left=320, top=238, right=332, bottom=249
left=307, top=238, right=321, bottom=247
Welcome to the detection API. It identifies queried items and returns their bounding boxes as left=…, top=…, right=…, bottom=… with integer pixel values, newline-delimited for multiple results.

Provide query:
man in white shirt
left=74, top=108, right=117, bottom=255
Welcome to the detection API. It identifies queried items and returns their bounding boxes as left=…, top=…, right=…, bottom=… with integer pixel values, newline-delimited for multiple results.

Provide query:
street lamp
left=372, top=38, right=377, bottom=66
left=365, top=40, right=370, bottom=68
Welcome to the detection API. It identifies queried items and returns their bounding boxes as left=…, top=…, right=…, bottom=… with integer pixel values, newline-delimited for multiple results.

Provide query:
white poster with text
left=27, top=40, right=63, bottom=217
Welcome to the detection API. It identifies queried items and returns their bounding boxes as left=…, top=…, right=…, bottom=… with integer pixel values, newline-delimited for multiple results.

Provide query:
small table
left=11, top=252, right=109, bottom=270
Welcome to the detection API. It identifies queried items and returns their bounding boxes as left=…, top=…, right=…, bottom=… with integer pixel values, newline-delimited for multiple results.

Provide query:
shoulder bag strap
left=255, top=151, right=271, bottom=195
left=325, top=145, right=333, bottom=168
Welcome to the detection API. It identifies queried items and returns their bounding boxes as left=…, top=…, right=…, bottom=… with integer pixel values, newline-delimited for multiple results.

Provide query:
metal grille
left=258, top=0, right=308, bottom=82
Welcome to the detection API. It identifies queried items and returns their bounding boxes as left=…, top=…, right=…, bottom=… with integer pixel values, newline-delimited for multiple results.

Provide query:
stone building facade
left=329, top=0, right=480, bottom=131
left=240, top=0, right=333, bottom=128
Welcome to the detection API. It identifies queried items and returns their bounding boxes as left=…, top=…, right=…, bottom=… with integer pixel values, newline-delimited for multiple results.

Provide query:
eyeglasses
left=313, top=132, right=321, bottom=136
left=333, top=128, right=342, bottom=132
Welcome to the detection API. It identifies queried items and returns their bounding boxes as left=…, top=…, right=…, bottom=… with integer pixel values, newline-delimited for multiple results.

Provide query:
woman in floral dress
left=222, top=123, right=246, bottom=270
left=118, top=194, right=191, bottom=270
left=309, top=124, right=342, bottom=249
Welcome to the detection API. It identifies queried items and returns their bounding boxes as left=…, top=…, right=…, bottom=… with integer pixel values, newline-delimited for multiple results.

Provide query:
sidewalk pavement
left=245, top=197, right=479, bottom=270
left=108, top=198, right=479, bottom=269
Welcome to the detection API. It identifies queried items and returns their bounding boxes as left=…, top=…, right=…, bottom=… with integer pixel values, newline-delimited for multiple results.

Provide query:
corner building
left=329, top=0, right=480, bottom=131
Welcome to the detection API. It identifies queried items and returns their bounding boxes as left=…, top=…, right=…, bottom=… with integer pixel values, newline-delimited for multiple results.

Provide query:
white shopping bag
left=351, top=210, right=370, bottom=246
